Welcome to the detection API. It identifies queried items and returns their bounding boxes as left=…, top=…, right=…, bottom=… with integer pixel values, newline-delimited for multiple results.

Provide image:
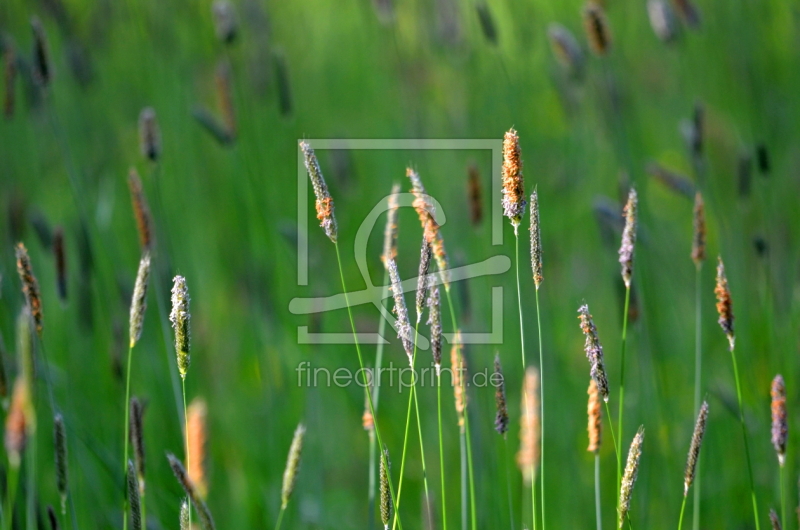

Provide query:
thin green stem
left=617, top=285, right=631, bottom=528
left=335, top=243, right=403, bottom=530
left=437, top=373, right=447, bottom=530
left=122, top=344, right=134, bottom=530
left=692, top=265, right=702, bottom=530
left=444, top=288, right=476, bottom=530
left=780, top=464, right=786, bottom=530
left=409, top=328, right=433, bottom=526
left=25, top=435, right=34, bottom=530
left=3, top=464, right=19, bottom=530
left=392, top=326, right=420, bottom=530
left=513, top=230, right=536, bottom=530
left=503, top=438, right=516, bottom=530
left=729, top=345, right=760, bottom=530
left=534, top=287, right=545, bottom=530
left=274, top=506, right=285, bottom=530
left=678, top=495, right=688, bottom=530
left=604, top=402, right=621, bottom=479
left=459, top=431, right=467, bottom=530
left=595, top=453, right=602, bottom=530
left=368, top=269, right=390, bottom=530
left=182, top=378, right=192, bottom=530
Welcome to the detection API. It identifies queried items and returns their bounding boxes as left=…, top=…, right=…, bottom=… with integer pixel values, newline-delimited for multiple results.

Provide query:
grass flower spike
left=387, top=259, right=414, bottom=364
left=619, top=426, right=644, bottom=528
left=170, top=276, right=191, bottom=378
left=771, top=375, right=787, bottom=466
left=300, top=141, right=338, bottom=243
left=578, top=304, right=609, bottom=401
left=587, top=379, right=602, bottom=453
left=501, top=128, right=526, bottom=230
left=714, top=257, right=734, bottom=350
left=619, top=188, right=638, bottom=288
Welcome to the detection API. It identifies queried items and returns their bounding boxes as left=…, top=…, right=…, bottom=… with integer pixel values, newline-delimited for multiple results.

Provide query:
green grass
left=1, top=0, right=799, bottom=527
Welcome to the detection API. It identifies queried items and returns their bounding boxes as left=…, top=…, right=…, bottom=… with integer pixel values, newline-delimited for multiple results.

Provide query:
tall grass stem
left=692, top=265, right=702, bottom=530
left=182, top=378, right=192, bottom=530
left=535, top=287, right=545, bottom=530
left=595, top=454, right=602, bottom=530
left=122, top=344, right=134, bottom=530
left=617, top=285, right=631, bottom=526
left=368, top=269, right=390, bottom=530
left=437, top=374, right=447, bottom=530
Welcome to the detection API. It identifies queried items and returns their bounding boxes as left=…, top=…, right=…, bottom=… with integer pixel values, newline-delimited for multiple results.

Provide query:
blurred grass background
left=1, top=0, right=799, bottom=527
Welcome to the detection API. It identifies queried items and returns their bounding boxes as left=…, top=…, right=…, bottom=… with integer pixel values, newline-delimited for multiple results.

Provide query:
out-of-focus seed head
left=167, top=454, right=216, bottom=530
left=770, top=509, right=782, bottom=530
left=583, top=3, right=612, bottom=56
left=31, top=17, right=51, bottom=87
left=684, top=401, right=708, bottom=495
left=53, top=227, right=67, bottom=302
left=587, top=379, right=602, bottom=453
left=138, top=107, right=161, bottom=162
left=771, top=375, right=787, bottom=466
left=619, top=426, right=645, bottom=527
left=468, top=164, right=483, bottom=226
left=691, top=192, right=706, bottom=266
left=647, top=0, right=678, bottom=43
left=548, top=23, right=584, bottom=77
left=130, top=397, right=146, bottom=496
left=501, top=128, right=526, bottom=229
left=387, top=259, right=414, bottom=364
left=129, top=252, right=151, bottom=348
left=128, top=460, right=142, bottom=530
left=618, top=188, right=638, bottom=288
left=381, top=185, right=400, bottom=267
left=281, top=423, right=306, bottom=509
left=407, top=168, right=450, bottom=290
left=170, top=276, right=191, bottom=378
left=517, top=366, right=540, bottom=485
left=476, top=3, right=498, bottom=45
left=493, top=354, right=509, bottom=436
left=646, top=163, right=694, bottom=199
left=530, top=189, right=543, bottom=289
left=5, top=378, right=30, bottom=468
left=714, top=257, right=734, bottom=350
left=187, top=397, right=208, bottom=499
left=54, top=413, right=68, bottom=509
left=16, top=242, right=43, bottom=336
left=212, top=1, right=238, bottom=44
left=362, top=368, right=374, bottom=431
left=128, top=168, right=153, bottom=252
left=301, top=141, right=338, bottom=243
left=578, top=304, right=609, bottom=402
left=450, top=331, right=466, bottom=431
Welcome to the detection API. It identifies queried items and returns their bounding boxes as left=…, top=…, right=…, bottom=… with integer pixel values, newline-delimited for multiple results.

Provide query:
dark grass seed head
left=54, top=413, right=68, bottom=506
left=128, top=460, right=142, bottom=530
left=382, top=184, right=401, bottom=267
left=578, top=304, right=609, bottom=402
left=130, top=397, right=146, bottom=494
left=16, top=242, right=43, bottom=336
left=691, top=192, right=706, bottom=266
left=427, top=277, right=442, bottom=373
left=771, top=375, right=787, bottom=466
left=138, top=107, right=161, bottom=162
left=493, top=354, right=509, bottom=436
left=530, top=188, right=543, bottom=289
left=415, top=238, right=432, bottom=324
left=583, top=3, right=611, bottom=56
left=168, top=453, right=216, bottom=530
left=684, top=401, right=708, bottom=495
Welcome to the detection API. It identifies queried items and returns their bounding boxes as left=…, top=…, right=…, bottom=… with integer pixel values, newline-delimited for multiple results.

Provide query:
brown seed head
left=53, top=227, right=67, bottom=302
left=450, top=331, right=467, bottom=431
left=530, top=189, right=543, bottom=289
left=583, top=3, right=612, bottom=56
left=501, top=128, right=526, bottom=229
left=548, top=23, right=584, bottom=76
left=467, top=164, right=483, bottom=226
left=281, top=423, right=306, bottom=509
left=5, top=378, right=30, bottom=468
left=619, top=426, right=645, bottom=528
left=578, top=304, right=609, bottom=402
left=618, top=188, right=638, bottom=288
left=16, top=242, right=43, bottom=336
left=387, top=259, right=414, bottom=364
left=684, top=401, right=708, bottom=495
left=587, top=379, right=602, bottom=453
left=691, top=192, right=706, bottom=266
left=138, top=107, right=161, bottom=162
left=770, top=509, right=782, bottom=530
left=128, top=168, right=153, bottom=251
left=517, top=366, right=540, bottom=485
left=187, top=397, right=208, bottom=499
left=381, top=184, right=400, bottom=267
left=427, top=277, right=442, bottom=373
left=771, top=375, right=787, bottom=466
left=407, top=168, right=450, bottom=289
left=415, top=238, right=433, bottom=324
left=494, top=354, right=509, bottom=436
left=212, top=1, right=238, bottom=43
left=714, top=257, right=734, bottom=350
left=301, top=141, right=338, bottom=243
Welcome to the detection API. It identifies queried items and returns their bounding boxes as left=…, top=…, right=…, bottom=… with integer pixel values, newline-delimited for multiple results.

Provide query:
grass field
left=1, top=0, right=799, bottom=528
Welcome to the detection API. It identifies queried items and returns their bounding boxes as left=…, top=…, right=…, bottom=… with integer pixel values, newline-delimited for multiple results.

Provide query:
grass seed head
left=212, top=1, right=238, bottom=44
left=646, top=163, right=694, bottom=199
left=281, top=423, right=306, bottom=509
left=450, top=331, right=466, bottom=431
left=493, top=354, right=509, bottom=436
left=5, top=378, right=30, bottom=468
left=54, top=413, right=68, bottom=507
left=31, top=17, right=50, bottom=87
left=170, top=276, right=191, bottom=378
left=684, top=401, right=708, bottom=495
left=407, top=168, right=450, bottom=289
left=380, top=445, right=393, bottom=529
left=619, top=188, right=638, bottom=288
left=692, top=192, right=706, bottom=266
left=415, top=237, right=433, bottom=324
left=672, top=0, right=701, bottom=28
left=714, top=257, right=735, bottom=350
left=47, top=506, right=59, bottom=530
left=127, top=460, right=142, bottom=530
left=548, top=23, right=584, bottom=77
left=771, top=375, right=788, bottom=466
left=129, top=252, right=151, bottom=348
left=476, top=3, right=498, bottom=45
left=382, top=184, right=401, bottom=267
left=128, top=168, right=153, bottom=251
left=301, top=141, right=338, bottom=243
left=587, top=379, right=602, bottom=453
left=130, top=397, right=146, bottom=495
left=215, top=60, right=236, bottom=140
left=138, top=107, right=161, bottom=161
left=180, top=499, right=190, bottom=530
left=770, top=509, right=782, bottom=530
left=501, top=128, right=526, bottom=229
left=578, top=304, right=609, bottom=402
left=53, top=227, right=67, bottom=302
left=647, top=0, right=678, bottom=43
left=530, top=189, right=543, bottom=289
left=362, top=368, right=374, bottom=431
left=187, top=397, right=208, bottom=499
left=387, top=259, right=414, bottom=364
left=427, top=277, right=442, bottom=373
left=517, top=366, right=540, bottom=484
left=16, top=242, right=43, bottom=336
left=583, top=3, right=612, bottom=56
left=168, top=453, right=216, bottom=530
left=619, top=426, right=645, bottom=527
left=468, top=164, right=483, bottom=226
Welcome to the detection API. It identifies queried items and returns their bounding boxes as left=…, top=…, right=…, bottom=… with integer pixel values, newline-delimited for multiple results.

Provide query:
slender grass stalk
left=122, top=343, right=134, bottom=530
left=513, top=232, right=536, bottom=530
left=503, top=438, right=516, bottom=530
left=25, top=431, right=35, bottom=530
left=595, top=454, right=602, bottom=530
left=3, top=464, right=19, bottom=530
left=334, top=243, right=403, bottom=530
left=274, top=507, right=285, bottom=530
left=182, top=379, right=192, bottom=530
left=780, top=466, right=786, bottom=530
left=437, top=373, right=447, bottom=530
left=616, top=284, right=631, bottom=526
left=730, top=345, right=760, bottom=530
left=678, top=495, right=688, bottom=530
left=459, top=430, right=467, bottom=530
left=368, top=269, right=390, bottom=530
left=604, top=402, right=621, bottom=478
left=411, top=369, right=432, bottom=526
left=692, top=265, right=702, bottom=530
left=394, top=353, right=415, bottom=521
left=534, top=288, right=545, bottom=530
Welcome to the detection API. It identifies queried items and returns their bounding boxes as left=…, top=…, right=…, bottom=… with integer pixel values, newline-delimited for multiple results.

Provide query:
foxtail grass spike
left=362, top=368, right=374, bottom=431
left=180, top=499, right=190, bottom=530
left=53, top=227, right=67, bottom=302
left=692, top=192, right=706, bottom=266
left=619, top=188, right=638, bottom=288
left=770, top=509, right=782, bottom=530
left=387, top=259, right=414, bottom=364
left=168, top=454, right=216, bottom=530
left=714, top=257, right=735, bottom=350
left=47, top=506, right=59, bottom=530
left=300, top=141, right=338, bottom=243
left=170, top=276, right=191, bottom=378
left=646, top=163, right=695, bottom=199
left=407, top=168, right=450, bottom=289
left=129, top=252, right=151, bottom=348
left=468, top=164, right=483, bottom=226
left=416, top=238, right=433, bottom=324
left=130, top=397, right=146, bottom=495
left=54, top=413, right=68, bottom=509
left=530, top=188, right=543, bottom=289
left=673, top=0, right=701, bottom=28
left=771, top=375, right=787, bottom=466
left=517, top=366, right=540, bottom=484
left=31, top=17, right=50, bottom=87
left=16, top=242, right=43, bottom=336
left=212, top=1, right=238, bottom=43
left=382, top=184, right=400, bottom=267
left=684, top=400, right=708, bottom=495
left=548, top=23, right=584, bottom=76
left=647, top=0, right=677, bottom=43
left=5, top=378, right=28, bottom=468
left=476, top=3, right=498, bottom=44
left=427, top=278, right=442, bottom=373
left=17, top=308, right=34, bottom=392
left=128, top=460, right=142, bottom=530
left=501, top=128, right=526, bottom=229
left=380, top=445, right=393, bottom=529
left=215, top=60, right=236, bottom=140
left=128, top=168, right=153, bottom=252
left=138, top=107, right=161, bottom=162
left=619, top=426, right=645, bottom=528
left=578, top=304, right=609, bottom=402
left=450, top=332, right=466, bottom=431
left=187, top=397, right=208, bottom=499
left=493, top=354, right=509, bottom=436
left=583, top=3, right=612, bottom=56
left=281, top=423, right=306, bottom=509
left=587, top=379, right=602, bottom=453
